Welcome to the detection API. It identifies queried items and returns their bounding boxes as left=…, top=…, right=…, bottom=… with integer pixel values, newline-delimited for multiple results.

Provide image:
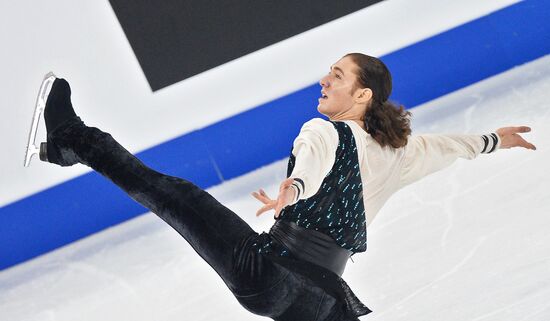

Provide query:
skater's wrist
left=289, top=184, right=300, bottom=204
left=480, top=133, right=500, bottom=154
left=290, top=178, right=304, bottom=203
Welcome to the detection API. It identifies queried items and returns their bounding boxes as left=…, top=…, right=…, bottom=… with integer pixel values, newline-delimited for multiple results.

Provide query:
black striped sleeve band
left=480, top=133, right=500, bottom=154
left=291, top=178, right=305, bottom=201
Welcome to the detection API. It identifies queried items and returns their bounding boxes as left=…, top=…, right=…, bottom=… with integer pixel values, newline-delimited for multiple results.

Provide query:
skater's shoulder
left=296, top=118, right=339, bottom=146
left=303, top=117, right=330, bottom=124
left=301, top=117, right=337, bottom=133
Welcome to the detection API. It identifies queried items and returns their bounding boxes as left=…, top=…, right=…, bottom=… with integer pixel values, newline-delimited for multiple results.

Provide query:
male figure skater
left=25, top=53, right=536, bottom=320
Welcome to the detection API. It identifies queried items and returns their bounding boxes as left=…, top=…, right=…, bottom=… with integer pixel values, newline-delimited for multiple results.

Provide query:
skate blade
left=24, top=72, right=57, bottom=167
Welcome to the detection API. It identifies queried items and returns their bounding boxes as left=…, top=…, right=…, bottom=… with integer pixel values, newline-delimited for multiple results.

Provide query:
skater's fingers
left=496, top=126, right=532, bottom=136
left=516, top=135, right=537, bottom=150
left=251, top=192, right=263, bottom=202
left=256, top=207, right=266, bottom=217
left=251, top=191, right=268, bottom=203
left=505, top=126, right=531, bottom=134
left=252, top=191, right=274, bottom=203
left=259, top=189, right=274, bottom=200
left=512, top=126, right=531, bottom=134
left=256, top=203, right=275, bottom=217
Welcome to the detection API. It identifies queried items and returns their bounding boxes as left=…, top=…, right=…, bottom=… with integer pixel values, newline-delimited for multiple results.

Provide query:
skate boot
left=24, top=72, right=84, bottom=167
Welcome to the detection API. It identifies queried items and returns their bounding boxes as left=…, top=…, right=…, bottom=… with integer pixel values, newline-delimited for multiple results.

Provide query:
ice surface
left=1, top=55, right=549, bottom=320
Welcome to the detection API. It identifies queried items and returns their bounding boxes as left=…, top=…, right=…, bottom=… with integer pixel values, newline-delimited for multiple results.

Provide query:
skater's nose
left=319, top=75, right=330, bottom=88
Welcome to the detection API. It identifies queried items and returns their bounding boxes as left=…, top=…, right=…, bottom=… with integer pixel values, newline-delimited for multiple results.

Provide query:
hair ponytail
left=363, top=99, right=411, bottom=148
left=344, top=53, right=412, bottom=148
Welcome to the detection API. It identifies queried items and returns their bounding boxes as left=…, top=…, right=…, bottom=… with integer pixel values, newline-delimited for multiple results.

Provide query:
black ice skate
left=24, top=72, right=83, bottom=167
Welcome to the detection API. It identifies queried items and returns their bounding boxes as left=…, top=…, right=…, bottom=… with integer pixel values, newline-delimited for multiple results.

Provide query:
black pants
left=51, top=119, right=338, bottom=321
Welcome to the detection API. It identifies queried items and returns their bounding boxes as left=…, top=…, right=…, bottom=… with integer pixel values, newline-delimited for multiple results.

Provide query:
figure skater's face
left=317, top=56, right=372, bottom=120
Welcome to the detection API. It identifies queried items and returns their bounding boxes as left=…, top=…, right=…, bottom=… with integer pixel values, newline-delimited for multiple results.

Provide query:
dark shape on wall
left=108, top=0, right=383, bottom=91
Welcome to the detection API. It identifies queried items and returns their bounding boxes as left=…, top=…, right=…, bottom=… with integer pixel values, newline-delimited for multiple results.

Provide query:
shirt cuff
left=289, top=185, right=300, bottom=205
left=480, top=133, right=500, bottom=154
left=289, top=178, right=305, bottom=204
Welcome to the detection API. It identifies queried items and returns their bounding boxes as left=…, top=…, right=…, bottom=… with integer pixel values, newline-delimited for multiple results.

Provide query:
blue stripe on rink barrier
left=1, top=0, right=548, bottom=270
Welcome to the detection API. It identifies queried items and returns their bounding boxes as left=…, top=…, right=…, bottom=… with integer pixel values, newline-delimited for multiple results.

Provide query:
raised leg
left=34, top=77, right=287, bottom=299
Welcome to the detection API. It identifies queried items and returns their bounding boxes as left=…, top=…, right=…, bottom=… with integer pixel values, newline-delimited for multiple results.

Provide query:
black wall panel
left=109, top=0, right=383, bottom=91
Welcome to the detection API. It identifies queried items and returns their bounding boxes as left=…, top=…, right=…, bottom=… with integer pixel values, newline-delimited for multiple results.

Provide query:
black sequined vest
left=277, top=120, right=366, bottom=254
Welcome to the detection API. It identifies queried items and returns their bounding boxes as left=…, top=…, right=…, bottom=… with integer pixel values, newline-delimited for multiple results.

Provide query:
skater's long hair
left=344, top=53, right=412, bottom=148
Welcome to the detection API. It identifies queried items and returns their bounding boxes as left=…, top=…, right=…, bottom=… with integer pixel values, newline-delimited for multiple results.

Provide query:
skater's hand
left=251, top=189, right=277, bottom=217
left=251, top=178, right=297, bottom=218
left=495, top=126, right=536, bottom=150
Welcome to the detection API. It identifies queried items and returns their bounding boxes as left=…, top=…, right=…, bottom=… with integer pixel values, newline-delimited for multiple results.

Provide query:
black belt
left=269, top=219, right=351, bottom=276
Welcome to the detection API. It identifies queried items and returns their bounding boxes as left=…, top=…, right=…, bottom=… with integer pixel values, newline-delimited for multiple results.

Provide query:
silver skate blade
left=24, top=72, right=57, bottom=167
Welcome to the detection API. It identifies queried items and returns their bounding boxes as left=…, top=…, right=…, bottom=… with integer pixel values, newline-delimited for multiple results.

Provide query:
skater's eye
left=328, top=71, right=342, bottom=79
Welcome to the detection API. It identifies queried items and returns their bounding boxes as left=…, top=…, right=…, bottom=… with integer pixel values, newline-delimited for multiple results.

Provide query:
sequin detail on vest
left=277, top=120, right=367, bottom=253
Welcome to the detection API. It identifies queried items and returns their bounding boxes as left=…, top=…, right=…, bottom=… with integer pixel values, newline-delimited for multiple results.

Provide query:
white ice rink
left=1, top=55, right=549, bottom=320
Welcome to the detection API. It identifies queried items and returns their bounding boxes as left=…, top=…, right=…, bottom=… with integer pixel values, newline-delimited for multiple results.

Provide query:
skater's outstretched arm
left=398, top=126, right=536, bottom=188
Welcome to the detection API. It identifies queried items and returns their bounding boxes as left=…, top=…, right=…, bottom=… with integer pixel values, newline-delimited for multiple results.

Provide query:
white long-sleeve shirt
left=287, top=118, right=501, bottom=227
